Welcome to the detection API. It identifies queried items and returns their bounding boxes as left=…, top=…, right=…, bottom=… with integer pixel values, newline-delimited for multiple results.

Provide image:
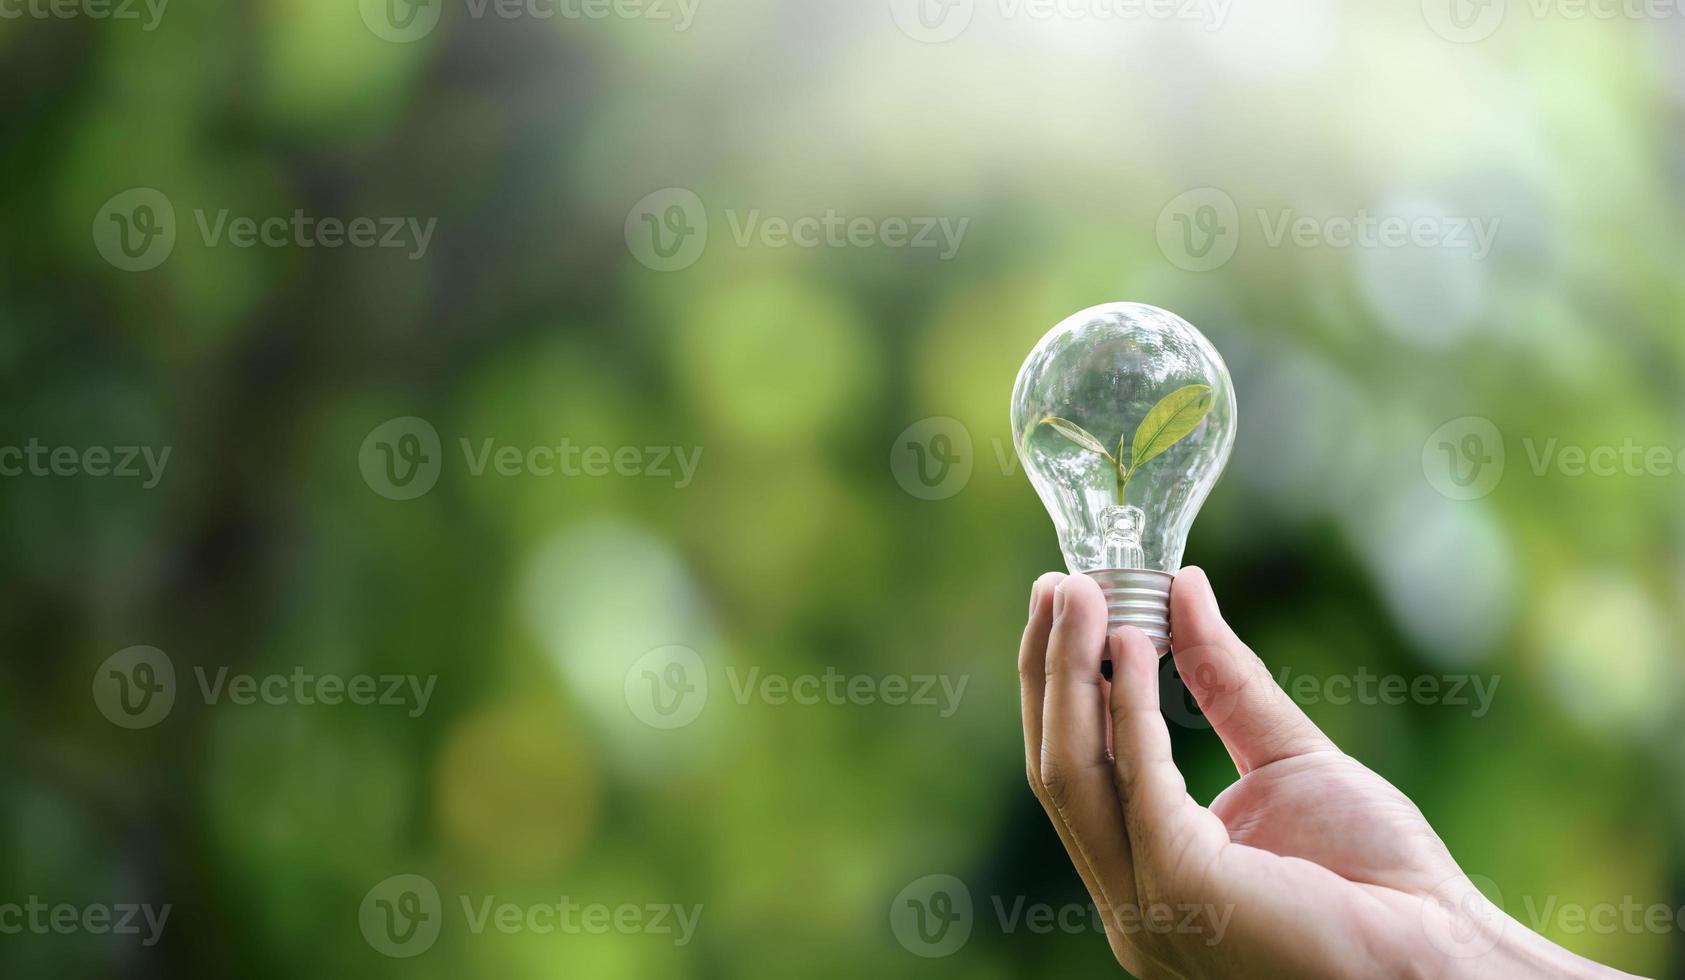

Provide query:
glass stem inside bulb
left=1100, top=504, right=1147, bottom=569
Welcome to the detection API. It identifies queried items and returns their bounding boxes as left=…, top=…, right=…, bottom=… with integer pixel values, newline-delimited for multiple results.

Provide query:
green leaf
left=1127, top=384, right=1214, bottom=474
left=1037, top=416, right=1114, bottom=461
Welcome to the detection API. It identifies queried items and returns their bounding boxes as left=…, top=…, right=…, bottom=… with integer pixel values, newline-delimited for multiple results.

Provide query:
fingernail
left=1052, top=581, right=1067, bottom=618
left=1028, top=579, right=1042, bottom=617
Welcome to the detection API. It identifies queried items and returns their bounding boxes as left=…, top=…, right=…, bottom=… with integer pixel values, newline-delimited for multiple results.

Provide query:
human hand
left=1018, top=567, right=1642, bottom=979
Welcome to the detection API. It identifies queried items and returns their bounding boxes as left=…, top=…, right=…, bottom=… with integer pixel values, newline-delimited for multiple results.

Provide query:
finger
left=1112, top=626, right=1236, bottom=974
left=1169, top=567, right=1335, bottom=774
left=1114, top=625, right=1239, bottom=908
left=1019, top=574, right=1151, bottom=975
left=1020, top=571, right=1066, bottom=788
left=1109, top=627, right=1197, bottom=849
left=1041, top=574, right=1141, bottom=909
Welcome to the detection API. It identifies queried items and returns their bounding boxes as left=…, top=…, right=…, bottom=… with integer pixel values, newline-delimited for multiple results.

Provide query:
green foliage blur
left=2, top=1, right=1682, bottom=977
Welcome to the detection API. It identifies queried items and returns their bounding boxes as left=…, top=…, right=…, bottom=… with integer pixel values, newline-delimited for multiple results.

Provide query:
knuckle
left=1039, top=758, right=1075, bottom=811
left=1016, top=641, right=1040, bottom=680
left=1110, top=756, right=1138, bottom=801
left=1043, top=645, right=1064, bottom=678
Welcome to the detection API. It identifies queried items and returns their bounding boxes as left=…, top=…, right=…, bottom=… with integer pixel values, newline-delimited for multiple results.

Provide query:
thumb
left=1170, top=567, right=1334, bottom=774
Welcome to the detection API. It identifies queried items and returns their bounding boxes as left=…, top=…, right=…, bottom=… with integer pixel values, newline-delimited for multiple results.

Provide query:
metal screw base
left=1083, top=567, right=1172, bottom=655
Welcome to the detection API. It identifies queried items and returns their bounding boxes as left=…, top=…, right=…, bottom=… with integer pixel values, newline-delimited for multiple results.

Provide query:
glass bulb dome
left=1011, top=302, right=1236, bottom=578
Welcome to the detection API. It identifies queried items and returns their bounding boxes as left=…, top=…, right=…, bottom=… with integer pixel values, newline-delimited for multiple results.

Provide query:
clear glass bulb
left=1011, top=302, right=1236, bottom=649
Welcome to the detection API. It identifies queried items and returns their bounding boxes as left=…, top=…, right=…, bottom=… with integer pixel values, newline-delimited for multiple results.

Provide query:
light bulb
left=1011, top=302, right=1237, bottom=653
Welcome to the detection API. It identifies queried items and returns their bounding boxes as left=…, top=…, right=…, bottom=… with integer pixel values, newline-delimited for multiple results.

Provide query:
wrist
left=1426, top=894, right=1640, bottom=980
left=1484, top=922, right=1641, bottom=980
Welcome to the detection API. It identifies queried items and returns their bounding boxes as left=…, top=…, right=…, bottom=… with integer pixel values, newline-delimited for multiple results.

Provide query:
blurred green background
left=2, top=0, right=1683, bottom=976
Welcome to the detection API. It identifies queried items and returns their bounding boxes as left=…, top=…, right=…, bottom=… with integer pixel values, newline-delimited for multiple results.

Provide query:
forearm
left=1439, top=900, right=1647, bottom=980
